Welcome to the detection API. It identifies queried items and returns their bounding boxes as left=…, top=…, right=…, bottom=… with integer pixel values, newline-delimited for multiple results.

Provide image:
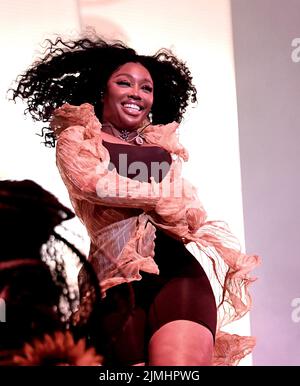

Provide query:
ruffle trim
left=213, top=331, right=256, bottom=366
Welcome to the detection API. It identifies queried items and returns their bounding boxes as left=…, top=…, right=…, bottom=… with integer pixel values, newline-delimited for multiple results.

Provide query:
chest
left=102, top=140, right=172, bottom=183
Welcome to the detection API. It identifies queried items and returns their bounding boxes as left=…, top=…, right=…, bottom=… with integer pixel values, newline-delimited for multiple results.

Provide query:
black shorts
left=95, top=229, right=217, bottom=366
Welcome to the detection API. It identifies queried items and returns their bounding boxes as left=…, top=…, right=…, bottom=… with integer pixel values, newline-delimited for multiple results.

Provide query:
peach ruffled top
left=51, top=103, right=260, bottom=366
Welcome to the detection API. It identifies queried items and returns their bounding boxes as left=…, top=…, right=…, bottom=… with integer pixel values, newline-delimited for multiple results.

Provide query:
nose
left=128, top=85, right=141, bottom=100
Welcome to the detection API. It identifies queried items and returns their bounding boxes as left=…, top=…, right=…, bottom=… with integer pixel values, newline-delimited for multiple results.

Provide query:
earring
left=148, top=111, right=153, bottom=123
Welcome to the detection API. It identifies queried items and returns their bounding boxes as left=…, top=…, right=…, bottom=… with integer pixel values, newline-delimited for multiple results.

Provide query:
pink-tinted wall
left=231, top=0, right=300, bottom=365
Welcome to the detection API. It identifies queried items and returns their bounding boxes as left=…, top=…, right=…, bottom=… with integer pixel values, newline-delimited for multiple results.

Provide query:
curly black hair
left=9, top=35, right=197, bottom=146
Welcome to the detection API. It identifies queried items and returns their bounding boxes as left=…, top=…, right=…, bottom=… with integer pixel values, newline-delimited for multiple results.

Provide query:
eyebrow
left=114, top=73, right=153, bottom=83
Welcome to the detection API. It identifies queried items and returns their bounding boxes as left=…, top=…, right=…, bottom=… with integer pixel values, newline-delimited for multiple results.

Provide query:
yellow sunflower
left=13, top=331, right=103, bottom=366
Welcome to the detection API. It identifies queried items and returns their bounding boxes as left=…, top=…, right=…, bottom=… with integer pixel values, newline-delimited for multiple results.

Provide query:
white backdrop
left=232, top=0, right=300, bottom=366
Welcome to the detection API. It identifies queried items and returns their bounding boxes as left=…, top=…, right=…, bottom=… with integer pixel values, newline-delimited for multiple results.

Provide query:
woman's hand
left=154, top=196, right=207, bottom=234
left=185, top=207, right=206, bottom=233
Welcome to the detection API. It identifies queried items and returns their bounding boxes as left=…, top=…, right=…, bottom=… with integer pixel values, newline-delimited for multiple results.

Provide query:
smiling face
left=102, top=62, right=154, bottom=131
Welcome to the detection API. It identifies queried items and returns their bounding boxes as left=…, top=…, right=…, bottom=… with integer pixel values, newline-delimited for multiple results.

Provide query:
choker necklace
left=101, top=122, right=150, bottom=146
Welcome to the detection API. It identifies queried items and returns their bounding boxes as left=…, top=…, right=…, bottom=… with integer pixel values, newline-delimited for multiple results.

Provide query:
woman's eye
left=116, top=80, right=131, bottom=87
left=142, top=85, right=153, bottom=93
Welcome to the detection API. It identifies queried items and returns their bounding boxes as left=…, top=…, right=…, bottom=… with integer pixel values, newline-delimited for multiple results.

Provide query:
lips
left=121, top=102, right=144, bottom=116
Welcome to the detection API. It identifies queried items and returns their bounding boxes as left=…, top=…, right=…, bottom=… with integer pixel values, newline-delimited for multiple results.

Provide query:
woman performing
left=10, top=35, right=260, bottom=366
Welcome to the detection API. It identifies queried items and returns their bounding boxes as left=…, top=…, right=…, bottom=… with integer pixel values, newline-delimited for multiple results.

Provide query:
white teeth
left=123, top=103, right=141, bottom=111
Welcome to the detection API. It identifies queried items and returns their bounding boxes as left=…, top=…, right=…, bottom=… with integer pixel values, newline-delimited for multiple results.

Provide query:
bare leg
left=148, top=320, right=213, bottom=366
left=132, top=362, right=146, bottom=366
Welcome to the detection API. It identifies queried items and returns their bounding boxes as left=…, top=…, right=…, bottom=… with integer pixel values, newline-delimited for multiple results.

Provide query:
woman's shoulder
left=50, top=103, right=99, bottom=136
left=142, top=122, right=189, bottom=161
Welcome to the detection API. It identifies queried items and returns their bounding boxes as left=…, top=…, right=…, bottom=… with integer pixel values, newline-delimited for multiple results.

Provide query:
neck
left=102, top=123, right=138, bottom=141
left=101, top=121, right=150, bottom=145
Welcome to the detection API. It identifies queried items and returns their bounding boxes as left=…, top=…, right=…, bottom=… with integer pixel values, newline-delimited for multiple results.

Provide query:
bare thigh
left=148, top=319, right=214, bottom=366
